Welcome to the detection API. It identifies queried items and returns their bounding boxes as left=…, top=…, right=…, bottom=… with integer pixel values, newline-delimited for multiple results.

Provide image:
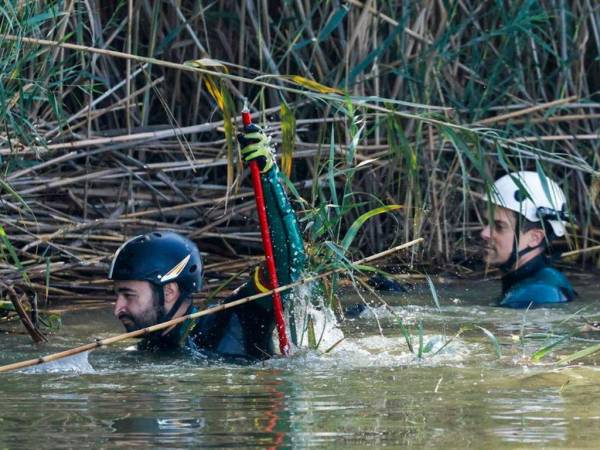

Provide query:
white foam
left=284, top=284, right=345, bottom=353
left=265, top=333, right=474, bottom=370
left=265, top=284, right=474, bottom=369
left=22, top=351, right=95, bottom=374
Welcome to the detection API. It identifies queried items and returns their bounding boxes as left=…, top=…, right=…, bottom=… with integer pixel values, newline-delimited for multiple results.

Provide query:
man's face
left=113, top=280, right=162, bottom=332
left=480, top=206, right=518, bottom=266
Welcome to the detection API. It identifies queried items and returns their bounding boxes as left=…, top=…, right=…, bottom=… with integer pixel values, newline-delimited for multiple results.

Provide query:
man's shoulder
left=530, top=266, right=569, bottom=284
left=500, top=266, right=576, bottom=308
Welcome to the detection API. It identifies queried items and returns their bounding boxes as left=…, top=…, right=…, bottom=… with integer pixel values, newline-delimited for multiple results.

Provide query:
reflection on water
left=1, top=279, right=600, bottom=448
left=489, top=389, right=567, bottom=444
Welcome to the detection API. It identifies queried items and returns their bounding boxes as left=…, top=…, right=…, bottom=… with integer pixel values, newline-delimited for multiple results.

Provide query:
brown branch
left=0, top=282, right=47, bottom=343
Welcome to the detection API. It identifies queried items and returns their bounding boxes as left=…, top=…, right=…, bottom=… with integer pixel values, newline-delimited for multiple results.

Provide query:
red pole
left=242, top=109, right=290, bottom=355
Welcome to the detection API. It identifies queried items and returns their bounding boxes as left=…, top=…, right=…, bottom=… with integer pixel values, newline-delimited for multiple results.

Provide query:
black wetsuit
left=142, top=164, right=305, bottom=360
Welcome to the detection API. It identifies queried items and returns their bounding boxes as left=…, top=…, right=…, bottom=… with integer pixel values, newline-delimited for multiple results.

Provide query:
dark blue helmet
left=108, top=231, right=203, bottom=295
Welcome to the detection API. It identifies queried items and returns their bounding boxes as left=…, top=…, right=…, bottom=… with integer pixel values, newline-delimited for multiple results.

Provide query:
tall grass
left=0, top=0, right=598, bottom=306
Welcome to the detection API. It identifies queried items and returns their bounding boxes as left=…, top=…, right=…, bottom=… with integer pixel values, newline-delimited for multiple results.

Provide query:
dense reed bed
left=0, top=0, right=598, bottom=316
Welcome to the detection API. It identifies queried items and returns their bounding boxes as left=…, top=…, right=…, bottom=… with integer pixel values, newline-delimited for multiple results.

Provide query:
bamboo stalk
left=0, top=238, right=423, bottom=373
left=0, top=35, right=482, bottom=143
left=561, top=244, right=600, bottom=258
left=474, top=96, right=579, bottom=125
left=511, top=134, right=600, bottom=143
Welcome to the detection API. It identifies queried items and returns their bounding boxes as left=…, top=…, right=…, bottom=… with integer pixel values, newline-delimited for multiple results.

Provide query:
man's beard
left=118, top=291, right=164, bottom=332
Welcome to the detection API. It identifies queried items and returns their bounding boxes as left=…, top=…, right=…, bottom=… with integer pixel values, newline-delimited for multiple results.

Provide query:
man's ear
left=162, top=282, right=180, bottom=307
left=525, top=228, right=546, bottom=248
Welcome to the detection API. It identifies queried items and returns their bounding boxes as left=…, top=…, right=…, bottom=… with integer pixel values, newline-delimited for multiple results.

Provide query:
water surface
left=2, top=276, right=600, bottom=448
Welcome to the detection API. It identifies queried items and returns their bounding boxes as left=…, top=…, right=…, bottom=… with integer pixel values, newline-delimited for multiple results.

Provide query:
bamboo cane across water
left=0, top=238, right=423, bottom=373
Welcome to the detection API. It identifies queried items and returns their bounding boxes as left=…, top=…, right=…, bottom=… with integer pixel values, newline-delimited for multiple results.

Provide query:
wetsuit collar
left=501, top=252, right=547, bottom=294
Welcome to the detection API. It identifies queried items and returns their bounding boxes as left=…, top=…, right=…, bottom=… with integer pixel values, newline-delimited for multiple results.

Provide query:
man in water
left=481, top=171, right=576, bottom=308
left=109, top=126, right=305, bottom=359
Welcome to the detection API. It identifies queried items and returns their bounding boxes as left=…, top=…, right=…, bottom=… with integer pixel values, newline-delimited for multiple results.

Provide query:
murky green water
left=2, top=275, right=600, bottom=449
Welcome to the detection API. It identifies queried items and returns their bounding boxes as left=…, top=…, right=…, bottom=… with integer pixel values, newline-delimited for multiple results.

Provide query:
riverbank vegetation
left=0, top=1, right=599, bottom=337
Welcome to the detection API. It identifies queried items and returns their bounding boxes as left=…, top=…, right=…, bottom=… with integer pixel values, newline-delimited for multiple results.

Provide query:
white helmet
left=485, top=171, right=569, bottom=237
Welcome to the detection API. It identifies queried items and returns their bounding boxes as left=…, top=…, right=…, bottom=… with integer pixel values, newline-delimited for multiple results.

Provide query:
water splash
left=271, top=284, right=475, bottom=369
left=266, top=333, right=474, bottom=371
left=22, top=351, right=95, bottom=374
left=286, top=284, right=345, bottom=353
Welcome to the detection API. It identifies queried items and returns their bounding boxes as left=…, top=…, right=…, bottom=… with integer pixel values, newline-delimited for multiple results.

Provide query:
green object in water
left=307, top=315, right=317, bottom=350
left=0, top=300, right=15, bottom=312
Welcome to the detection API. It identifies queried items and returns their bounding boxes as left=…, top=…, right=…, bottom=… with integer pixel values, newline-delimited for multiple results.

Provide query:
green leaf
left=24, top=6, right=62, bottom=26
left=535, top=161, right=562, bottom=211
left=340, top=204, right=402, bottom=252
left=347, top=21, right=404, bottom=85
left=324, top=241, right=352, bottom=266
left=287, top=75, right=343, bottom=95
left=39, top=314, right=62, bottom=332
left=426, top=275, right=441, bottom=311
left=0, top=177, right=34, bottom=217
left=278, top=170, right=308, bottom=206
left=442, top=126, right=489, bottom=184
left=421, top=339, right=435, bottom=355
left=398, top=319, right=413, bottom=354
left=557, top=343, right=600, bottom=366
left=317, top=5, right=349, bottom=41
left=156, top=24, right=186, bottom=55
left=0, top=300, right=15, bottom=311
left=292, top=5, right=348, bottom=50
left=221, top=83, right=237, bottom=194
left=327, top=125, right=339, bottom=208
left=531, top=334, right=570, bottom=362
left=0, top=229, right=30, bottom=285
left=280, top=100, right=296, bottom=178
left=307, top=315, right=317, bottom=349
left=417, top=320, right=424, bottom=358
left=476, top=325, right=501, bottom=358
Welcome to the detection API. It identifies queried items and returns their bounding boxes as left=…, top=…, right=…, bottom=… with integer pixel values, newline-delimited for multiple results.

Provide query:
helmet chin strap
left=155, top=285, right=191, bottom=325
left=499, top=239, right=541, bottom=272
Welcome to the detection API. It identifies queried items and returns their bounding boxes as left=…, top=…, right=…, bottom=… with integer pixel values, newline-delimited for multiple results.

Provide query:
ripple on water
left=488, top=388, right=568, bottom=444
left=2, top=279, right=600, bottom=448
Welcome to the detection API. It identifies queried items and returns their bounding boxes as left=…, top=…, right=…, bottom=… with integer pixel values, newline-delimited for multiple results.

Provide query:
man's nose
left=114, top=295, right=127, bottom=316
left=481, top=225, right=490, bottom=240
